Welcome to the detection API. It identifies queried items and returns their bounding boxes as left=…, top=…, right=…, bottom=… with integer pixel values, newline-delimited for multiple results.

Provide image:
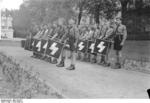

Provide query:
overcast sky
left=1, top=0, right=23, bottom=10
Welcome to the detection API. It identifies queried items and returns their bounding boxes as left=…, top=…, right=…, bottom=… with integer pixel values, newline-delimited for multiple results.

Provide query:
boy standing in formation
left=29, top=17, right=127, bottom=70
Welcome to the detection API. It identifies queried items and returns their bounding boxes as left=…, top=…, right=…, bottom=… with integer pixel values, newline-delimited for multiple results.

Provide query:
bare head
left=115, top=17, right=122, bottom=25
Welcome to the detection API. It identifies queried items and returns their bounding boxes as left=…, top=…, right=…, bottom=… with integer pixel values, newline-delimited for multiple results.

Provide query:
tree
left=73, top=0, right=120, bottom=24
left=24, top=0, right=75, bottom=25
left=11, top=0, right=76, bottom=37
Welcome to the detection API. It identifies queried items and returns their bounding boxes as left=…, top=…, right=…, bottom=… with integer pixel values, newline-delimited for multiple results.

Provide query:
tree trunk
left=78, top=7, right=83, bottom=25
left=120, top=0, right=129, bottom=24
left=94, top=5, right=100, bottom=25
left=121, top=0, right=129, bottom=18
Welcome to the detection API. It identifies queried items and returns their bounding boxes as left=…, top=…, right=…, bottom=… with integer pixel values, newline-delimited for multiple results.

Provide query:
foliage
left=11, top=0, right=75, bottom=38
left=122, top=58, right=150, bottom=74
left=71, top=0, right=121, bottom=24
left=20, top=0, right=75, bottom=25
left=10, top=0, right=150, bottom=38
left=0, top=52, right=63, bottom=98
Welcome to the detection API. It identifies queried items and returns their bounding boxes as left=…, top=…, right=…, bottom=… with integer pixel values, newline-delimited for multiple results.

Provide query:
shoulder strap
left=103, top=26, right=108, bottom=36
left=100, top=25, right=103, bottom=35
left=114, top=24, right=120, bottom=34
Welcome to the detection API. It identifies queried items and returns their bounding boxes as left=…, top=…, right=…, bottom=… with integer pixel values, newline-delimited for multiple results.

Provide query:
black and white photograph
left=0, top=0, right=150, bottom=101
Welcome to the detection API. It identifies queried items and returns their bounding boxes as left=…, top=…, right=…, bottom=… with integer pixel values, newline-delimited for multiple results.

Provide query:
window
left=2, top=26, right=7, bottom=29
left=8, top=26, right=12, bottom=29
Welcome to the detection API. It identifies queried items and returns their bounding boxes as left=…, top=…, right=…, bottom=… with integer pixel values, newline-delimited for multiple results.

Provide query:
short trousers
left=68, top=36, right=76, bottom=51
left=114, top=35, right=123, bottom=51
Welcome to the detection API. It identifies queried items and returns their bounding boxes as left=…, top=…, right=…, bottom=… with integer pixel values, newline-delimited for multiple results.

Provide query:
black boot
left=36, top=54, right=42, bottom=59
left=103, top=62, right=111, bottom=67
left=31, top=53, right=37, bottom=58
left=51, top=58, right=58, bottom=64
left=82, top=54, right=87, bottom=62
left=43, top=56, right=48, bottom=61
left=85, top=54, right=89, bottom=62
left=41, top=56, right=46, bottom=60
left=98, top=60, right=104, bottom=65
left=76, top=54, right=81, bottom=60
left=91, top=58, right=97, bottom=63
left=112, top=63, right=121, bottom=69
left=66, top=64, right=75, bottom=70
left=56, top=60, right=65, bottom=67
left=87, top=57, right=91, bottom=62
left=46, top=57, right=52, bottom=63
left=31, top=55, right=36, bottom=58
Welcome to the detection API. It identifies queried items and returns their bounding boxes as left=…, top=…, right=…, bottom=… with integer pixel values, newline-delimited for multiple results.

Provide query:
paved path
left=0, top=46, right=150, bottom=98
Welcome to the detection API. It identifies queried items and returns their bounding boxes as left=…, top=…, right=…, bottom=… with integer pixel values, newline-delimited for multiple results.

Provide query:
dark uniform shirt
left=113, top=24, right=127, bottom=50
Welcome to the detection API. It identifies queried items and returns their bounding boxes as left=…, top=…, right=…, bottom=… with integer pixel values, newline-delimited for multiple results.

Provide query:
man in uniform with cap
left=56, top=19, right=79, bottom=70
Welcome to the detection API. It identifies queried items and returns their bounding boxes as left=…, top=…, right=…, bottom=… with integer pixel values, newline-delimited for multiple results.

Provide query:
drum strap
left=100, top=25, right=104, bottom=38
left=114, top=24, right=120, bottom=39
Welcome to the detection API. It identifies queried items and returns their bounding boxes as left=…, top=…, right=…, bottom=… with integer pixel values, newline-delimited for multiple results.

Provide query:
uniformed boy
left=76, top=25, right=84, bottom=60
left=87, top=26, right=97, bottom=63
left=31, top=25, right=45, bottom=58
left=113, top=17, right=127, bottom=69
left=74, top=25, right=86, bottom=61
left=92, top=26, right=101, bottom=63
left=57, top=19, right=78, bottom=70
left=45, top=22, right=58, bottom=63
left=102, top=21, right=115, bottom=66
left=50, top=25, right=62, bottom=64
left=52, top=24, right=67, bottom=64
left=24, top=30, right=33, bottom=50
left=40, top=24, right=51, bottom=60
left=79, top=26, right=89, bottom=61
left=97, top=22, right=109, bottom=65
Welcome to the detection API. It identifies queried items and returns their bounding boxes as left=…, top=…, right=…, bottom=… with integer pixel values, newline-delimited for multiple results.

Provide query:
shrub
left=0, top=52, right=50, bottom=98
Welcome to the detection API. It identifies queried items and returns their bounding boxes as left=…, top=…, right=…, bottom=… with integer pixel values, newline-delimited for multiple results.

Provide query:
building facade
left=1, top=10, right=14, bottom=39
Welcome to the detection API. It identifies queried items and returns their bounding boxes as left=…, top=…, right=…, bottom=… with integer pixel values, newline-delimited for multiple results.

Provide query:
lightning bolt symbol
left=32, top=41, right=34, bottom=46
left=49, top=43, right=59, bottom=55
left=89, top=43, right=95, bottom=53
left=97, top=42, right=105, bottom=53
left=78, top=42, right=84, bottom=51
left=36, top=41, right=41, bottom=51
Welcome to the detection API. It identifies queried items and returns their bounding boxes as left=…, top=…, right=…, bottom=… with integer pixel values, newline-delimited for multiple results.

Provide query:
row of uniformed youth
left=29, top=17, right=127, bottom=70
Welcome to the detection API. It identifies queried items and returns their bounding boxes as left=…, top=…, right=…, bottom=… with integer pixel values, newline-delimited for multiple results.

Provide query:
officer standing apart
left=57, top=19, right=79, bottom=70
left=113, top=17, right=127, bottom=69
